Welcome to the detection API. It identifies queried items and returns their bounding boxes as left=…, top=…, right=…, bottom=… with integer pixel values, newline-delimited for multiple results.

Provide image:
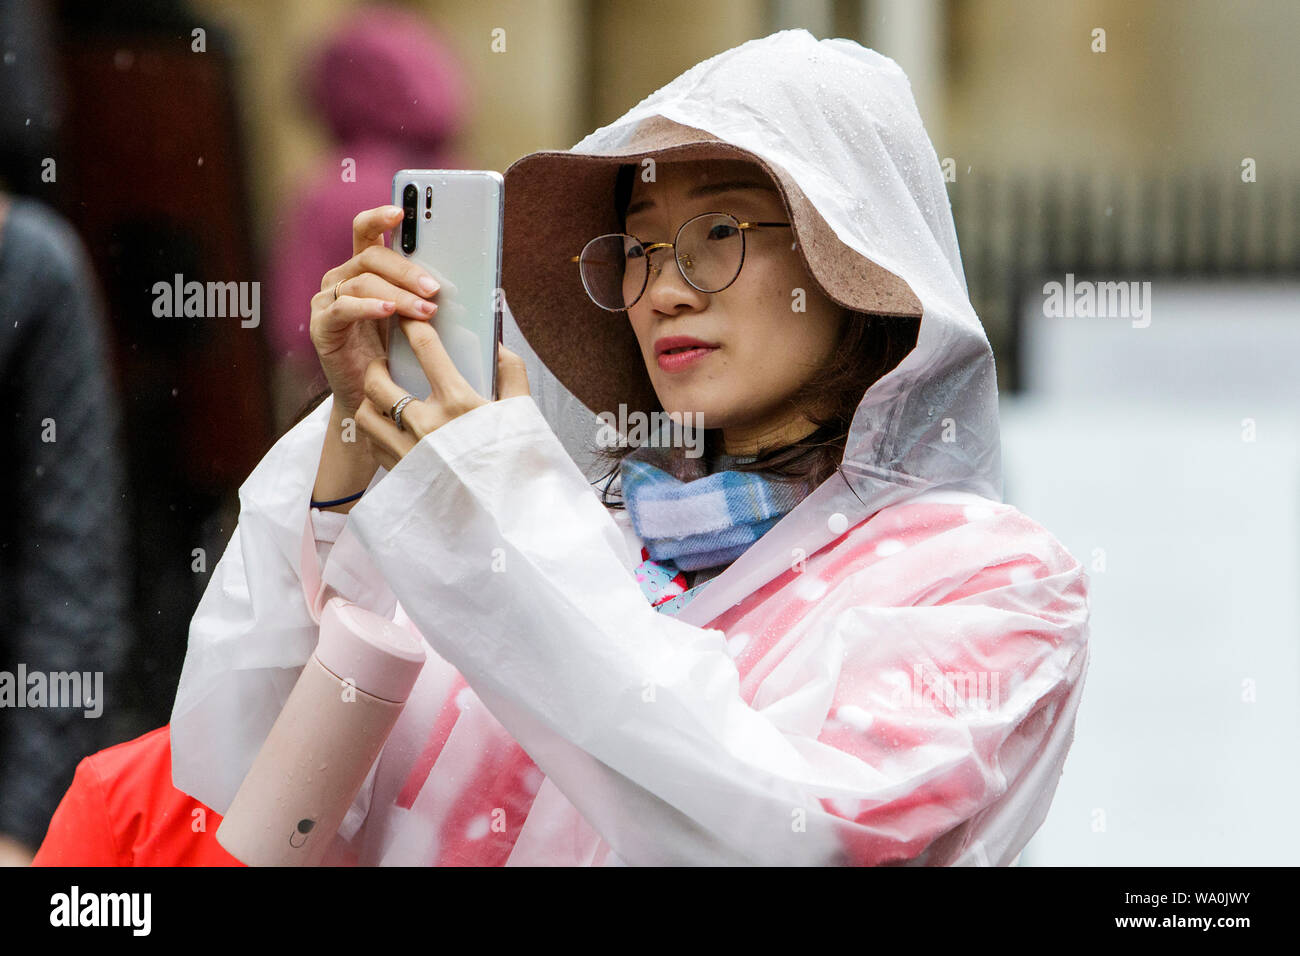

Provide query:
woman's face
left=623, top=158, right=844, bottom=456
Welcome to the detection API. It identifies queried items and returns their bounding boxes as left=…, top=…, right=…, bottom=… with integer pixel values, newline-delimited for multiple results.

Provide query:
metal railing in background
left=948, top=169, right=1300, bottom=391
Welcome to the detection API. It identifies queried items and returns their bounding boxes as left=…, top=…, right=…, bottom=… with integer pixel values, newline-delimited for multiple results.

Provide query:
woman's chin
left=652, top=387, right=727, bottom=427
left=660, top=402, right=727, bottom=430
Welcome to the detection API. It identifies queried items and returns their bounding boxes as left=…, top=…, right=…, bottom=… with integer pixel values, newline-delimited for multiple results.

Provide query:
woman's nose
left=644, top=247, right=707, bottom=312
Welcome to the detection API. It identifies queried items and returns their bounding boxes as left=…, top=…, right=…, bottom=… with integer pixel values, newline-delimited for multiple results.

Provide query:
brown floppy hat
left=501, top=115, right=922, bottom=420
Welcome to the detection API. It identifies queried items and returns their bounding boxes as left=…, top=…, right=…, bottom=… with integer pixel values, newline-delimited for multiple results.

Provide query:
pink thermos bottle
left=216, top=596, right=426, bottom=866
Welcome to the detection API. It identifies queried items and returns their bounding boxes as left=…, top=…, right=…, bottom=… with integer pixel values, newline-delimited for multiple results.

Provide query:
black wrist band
left=310, top=489, right=365, bottom=508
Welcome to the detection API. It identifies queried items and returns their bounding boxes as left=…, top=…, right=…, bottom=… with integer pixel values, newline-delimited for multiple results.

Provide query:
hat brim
left=502, top=117, right=922, bottom=422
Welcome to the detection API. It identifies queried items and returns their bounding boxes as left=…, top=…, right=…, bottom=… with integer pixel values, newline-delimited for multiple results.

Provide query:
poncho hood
left=502, top=29, right=1002, bottom=625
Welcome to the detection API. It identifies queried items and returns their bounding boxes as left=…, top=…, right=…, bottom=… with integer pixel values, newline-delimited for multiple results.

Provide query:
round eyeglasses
left=570, top=212, right=791, bottom=312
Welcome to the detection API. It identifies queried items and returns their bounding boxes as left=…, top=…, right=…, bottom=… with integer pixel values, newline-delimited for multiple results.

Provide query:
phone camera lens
left=401, top=184, right=418, bottom=254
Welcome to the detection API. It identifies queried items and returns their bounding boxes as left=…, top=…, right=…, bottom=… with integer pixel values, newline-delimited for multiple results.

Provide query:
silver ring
left=333, top=279, right=344, bottom=301
left=391, top=395, right=416, bottom=432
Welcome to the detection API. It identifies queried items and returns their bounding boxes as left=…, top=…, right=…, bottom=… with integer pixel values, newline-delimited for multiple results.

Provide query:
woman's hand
left=356, top=320, right=531, bottom=472
left=310, top=205, right=442, bottom=417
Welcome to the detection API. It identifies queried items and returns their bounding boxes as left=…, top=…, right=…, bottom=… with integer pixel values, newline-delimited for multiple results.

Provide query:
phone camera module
left=401, top=184, right=418, bottom=254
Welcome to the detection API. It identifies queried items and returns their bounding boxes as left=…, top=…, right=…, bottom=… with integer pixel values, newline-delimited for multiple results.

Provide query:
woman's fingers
left=496, top=344, right=531, bottom=399
left=354, top=394, right=415, bottom=468
left=394, top=316, right=478, bottom=407
left=361, top=357, right=442, bottom=445
left=321, top=244, right=440, bottom=302
left=310, top=292, right=396, bottom=344
left=315, top=207, right=441, bottom=355
left=329, top=272, right=437, bottom=322
left=352, top=205, right=403, bottom=257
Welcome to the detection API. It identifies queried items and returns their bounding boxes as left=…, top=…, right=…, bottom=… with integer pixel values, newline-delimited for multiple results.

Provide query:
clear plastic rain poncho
left=170, top=29, right=1090, bottom=865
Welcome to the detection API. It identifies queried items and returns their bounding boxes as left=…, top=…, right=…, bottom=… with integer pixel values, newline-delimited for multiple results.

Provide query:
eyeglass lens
left=578, top=213, right=745, bottom=310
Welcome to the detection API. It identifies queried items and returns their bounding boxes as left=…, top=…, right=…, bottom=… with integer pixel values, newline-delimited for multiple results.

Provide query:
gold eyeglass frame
left=568, top=212, right=791, bottom=312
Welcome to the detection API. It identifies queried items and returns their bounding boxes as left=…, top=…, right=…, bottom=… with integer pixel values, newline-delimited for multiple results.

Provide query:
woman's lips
left=657, top=345, right=719, bottom=372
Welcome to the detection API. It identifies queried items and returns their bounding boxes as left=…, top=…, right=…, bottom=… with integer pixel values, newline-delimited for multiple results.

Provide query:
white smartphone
left=389, top=169, right=504, bottom=402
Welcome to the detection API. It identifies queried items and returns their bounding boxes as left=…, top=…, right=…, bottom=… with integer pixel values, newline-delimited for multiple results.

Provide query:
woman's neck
left=721, top=414, right=819, bottom=457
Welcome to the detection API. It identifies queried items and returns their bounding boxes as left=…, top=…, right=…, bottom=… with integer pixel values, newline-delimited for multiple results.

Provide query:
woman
left=170, top=29, right=1090, bottom=866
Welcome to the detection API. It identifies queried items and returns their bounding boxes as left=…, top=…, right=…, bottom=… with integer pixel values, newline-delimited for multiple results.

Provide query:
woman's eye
left=626, top=245, right=646, bottom=260
left=707, top=225, right=739, bottom=241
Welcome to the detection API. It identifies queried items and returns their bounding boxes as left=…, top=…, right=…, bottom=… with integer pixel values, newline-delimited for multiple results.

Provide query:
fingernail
left=419, top=300, right=435, bottom=315
left=418, top=276, right=438, bottom=296
left=381, top=300, right=396, bottom=311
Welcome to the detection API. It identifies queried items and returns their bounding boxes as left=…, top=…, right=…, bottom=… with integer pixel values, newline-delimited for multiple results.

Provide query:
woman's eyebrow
left=625, top=180, right=777, bottom=218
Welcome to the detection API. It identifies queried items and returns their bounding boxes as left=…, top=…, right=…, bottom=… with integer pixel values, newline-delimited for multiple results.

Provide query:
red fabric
left=32, top=726, right=243, bottom=867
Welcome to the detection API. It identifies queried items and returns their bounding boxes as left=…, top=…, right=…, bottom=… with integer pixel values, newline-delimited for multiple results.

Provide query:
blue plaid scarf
left=620, top=442, right=808, bottom=616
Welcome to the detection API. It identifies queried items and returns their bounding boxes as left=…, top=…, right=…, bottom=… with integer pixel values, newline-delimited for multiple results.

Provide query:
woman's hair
left=589, top=307, right=918, bottom=508
left=592, top=163, right=920, bottom=509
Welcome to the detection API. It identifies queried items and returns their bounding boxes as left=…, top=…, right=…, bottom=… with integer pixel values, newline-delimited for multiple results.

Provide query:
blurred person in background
left=267, top=4, right=468, bottom=433
left=24, top=1, right=465, bottom=868
left=0, top=0, right=131, bottom=867
left=0, top=191, right=132, bottom=866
